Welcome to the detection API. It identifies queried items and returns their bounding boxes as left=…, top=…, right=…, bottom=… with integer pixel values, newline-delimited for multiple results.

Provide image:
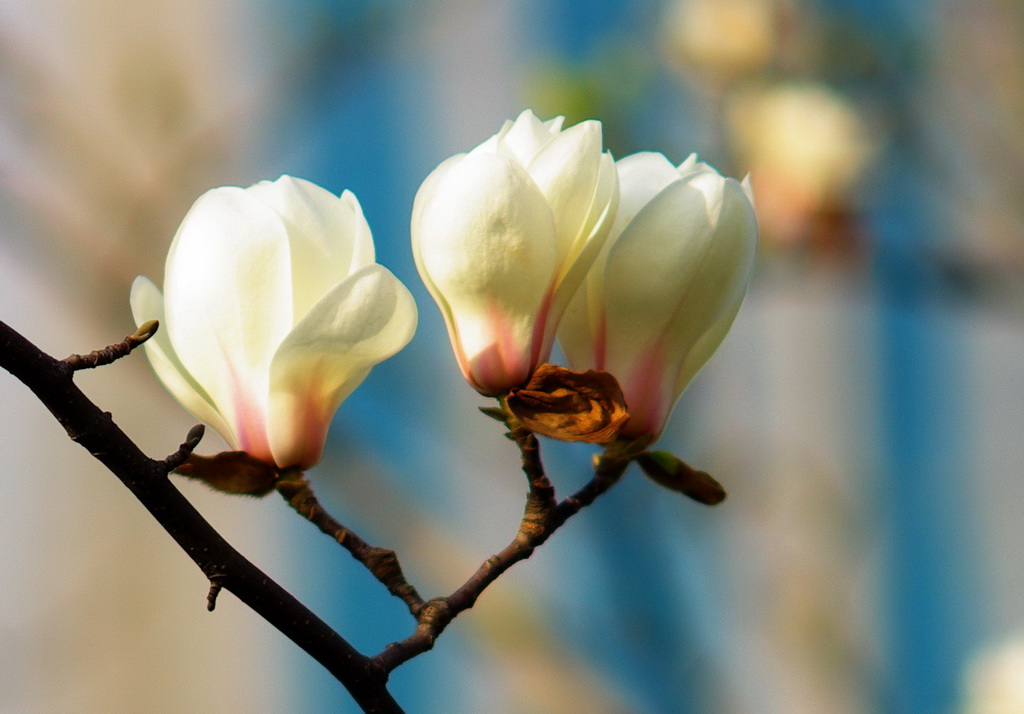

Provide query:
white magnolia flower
left=131, top=175, right=417, bottom=469
left=559, top=152, right=758, bottom=440
left=412, top=109, right=618, bottom=395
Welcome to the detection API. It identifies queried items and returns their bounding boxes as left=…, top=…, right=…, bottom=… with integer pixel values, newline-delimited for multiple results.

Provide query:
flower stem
left=275, top=469, right=425, bottom=617
left=371, top=425, right=632, bottom=672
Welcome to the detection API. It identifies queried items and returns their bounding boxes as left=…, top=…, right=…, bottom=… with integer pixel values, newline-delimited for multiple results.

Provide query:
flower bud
left=131, top=176, right=417, bottom=469
left=559, top=152, right=757, bottom=440
left=636, top=450, right=726, bottom=505
left=412, top=109, right=618, bottom=395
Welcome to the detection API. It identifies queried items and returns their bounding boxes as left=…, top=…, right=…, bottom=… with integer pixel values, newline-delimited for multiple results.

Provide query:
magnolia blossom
left=131, top=176, right=417, bottom=470
left=559, top=152, right=758, bottom=440
left=412, top=109, right=618, bottom=395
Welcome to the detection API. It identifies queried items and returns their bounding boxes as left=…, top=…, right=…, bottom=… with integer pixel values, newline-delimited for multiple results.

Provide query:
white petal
left=574, top=149, right=621, bottom=265
left=544, top=150, right=620, bottom=360
left=495, top=109, right=558, bottom=167
left=129, top=276, right=236, bottom=443
left=603, top=176, right=755, bottom=380
left=557, top=280, right=600, bottom=371
left=611, top=152, right=683, bottom=238
left=541, top=114, right=566, bottom=133
left=412, top=152, right=558, bottom=384
left=163, top=186, right=294, bottom=459
left=603, top=179, right=716, bottom=347
left=676, top=153, right=701, bottom=174
left=741, top=173, right=756, bottom=206
left=267, top=264, right=417, bottom=468
left=527, top=119, right=604, bottom=262
left=248, top=176, right=375, bottom=322
left=673, top=295, right=745, bottom=399
left=410, top=156, right=465, bottom=357
left=410, top=154, right=464, bottom=253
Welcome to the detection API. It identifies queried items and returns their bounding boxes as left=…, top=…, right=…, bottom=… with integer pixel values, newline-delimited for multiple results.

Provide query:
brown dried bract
left=506, top=363, right=629, bottom=443
left=174, top=451, right=278, bottom=496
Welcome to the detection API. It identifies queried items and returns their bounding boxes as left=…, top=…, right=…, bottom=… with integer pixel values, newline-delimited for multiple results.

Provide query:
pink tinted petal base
left=275, top=388, right=332, bottom=470
left=592, top=314, right=608, bottom=372
left=460, top=295, right=553, bottom=396
left=618, top=340, right=673, bottom=440
left=222, top=353, right=273, bottom=465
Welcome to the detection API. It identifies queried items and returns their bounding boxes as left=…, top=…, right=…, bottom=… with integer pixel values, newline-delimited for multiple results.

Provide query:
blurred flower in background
left=961, top=634, right=1024, bottom=714
left=726, top=82, right=879, bottom=255
left=2, top=0, right=1024, bottom=713
left=663, top=0, right=779, bottom=80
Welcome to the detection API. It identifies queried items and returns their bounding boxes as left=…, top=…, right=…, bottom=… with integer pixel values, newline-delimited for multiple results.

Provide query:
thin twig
left=162, top=424, right=206, bottom=472
left=61, top=319, right=158, bottom=371
left=0, top=321, right=402, bottom=714
left=372, top=428, right=633, bottom=672
left=276, top=470, right=425, bottom=617
left=507, top=419, right=557, bottom=536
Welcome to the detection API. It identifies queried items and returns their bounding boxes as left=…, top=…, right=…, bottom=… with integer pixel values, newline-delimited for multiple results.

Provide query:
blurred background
left=1, top=0, right=1022, bottom=712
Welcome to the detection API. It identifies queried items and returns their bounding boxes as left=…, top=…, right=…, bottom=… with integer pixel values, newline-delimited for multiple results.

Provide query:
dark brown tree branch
left=0, top=320, right=402, bottom=714
left=275, top=469, right=425, bottom=617
left=1, top=318, right=646, bottom=710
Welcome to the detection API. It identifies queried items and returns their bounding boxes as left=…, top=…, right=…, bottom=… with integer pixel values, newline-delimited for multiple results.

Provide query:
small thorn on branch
left=162, top=424, right=206, bottom=472
left=207, top=577, right=224, bottom=611
left=62, top=320, right=159, bottom=371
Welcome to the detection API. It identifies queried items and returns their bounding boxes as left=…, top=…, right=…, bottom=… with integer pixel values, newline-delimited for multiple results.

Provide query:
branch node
left=162, top=424, right=206, bottom=472
left=416, top=598, right=452, bottom=630
left=62, top=320, right=159, bottom=371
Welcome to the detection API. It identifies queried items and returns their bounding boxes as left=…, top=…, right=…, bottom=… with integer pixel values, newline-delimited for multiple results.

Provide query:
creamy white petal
left=248, top=176, right=375, bottom=322
left=163, top=186, right=294, bottom=459
left=573, top=150, right=621, bottom=266
left=611, top=152, right=684, bottom=238
left=556, top=281, right=600, bottom=371
left=541, top=115, right=566, bottom=133
left=676, top=153, right=701, bottom=175
left=602, top=178, right=718, bottom=353
left=340, top=190, right=377, bottom=270
left=741, top=173, right=756, bottom=205
left=129, top=276, right=235, bottom=443
left=410, top=155, right=467, bottom=375
left=604, top=174, right=755, bottom=392
left=267, top=264, right=417, bottom=468
left=412, top=151, right=560, bottom=392
left=410, top=154, right=464, bottom=254
left=497, top=109, right=558, bottom=167
left=543, top=150, right=620, bottom=361
left=559, top=153, right=673, bottom=375
left=527, top=120, right=603, bottom=261
left=672, top=296, right=745, bottom=400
